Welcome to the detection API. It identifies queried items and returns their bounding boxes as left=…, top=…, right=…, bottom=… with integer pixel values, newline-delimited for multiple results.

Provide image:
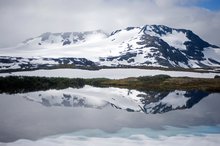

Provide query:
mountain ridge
left=0, top=24, right=220, bottom=71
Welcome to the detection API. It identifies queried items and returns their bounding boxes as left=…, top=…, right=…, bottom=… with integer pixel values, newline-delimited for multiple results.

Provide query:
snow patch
left=161, top=30, right=189, bottom=50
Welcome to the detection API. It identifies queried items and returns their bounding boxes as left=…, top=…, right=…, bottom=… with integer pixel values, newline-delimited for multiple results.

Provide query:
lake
left=0, top=85, right=220, bottom=146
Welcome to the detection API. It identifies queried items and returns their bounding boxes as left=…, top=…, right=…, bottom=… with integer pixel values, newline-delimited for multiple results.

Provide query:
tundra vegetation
left=0, top=75, right=220, bottom=94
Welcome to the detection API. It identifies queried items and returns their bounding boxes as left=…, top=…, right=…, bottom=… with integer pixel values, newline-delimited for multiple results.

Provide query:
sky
left=197, top=0, right=220, bottom=10
left=0, top=0, right=220, bottom=48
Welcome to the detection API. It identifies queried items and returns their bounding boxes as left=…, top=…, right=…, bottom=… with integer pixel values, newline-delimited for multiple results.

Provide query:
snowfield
left=0, top=68, right=219, bottom=79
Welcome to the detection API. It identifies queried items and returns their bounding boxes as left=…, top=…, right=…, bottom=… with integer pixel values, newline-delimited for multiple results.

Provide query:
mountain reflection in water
left=20, top=85, right=209, bottom=114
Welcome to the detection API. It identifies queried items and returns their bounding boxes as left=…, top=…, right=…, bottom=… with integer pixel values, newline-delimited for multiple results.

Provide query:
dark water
left=0, top=86, right=220, bottom=143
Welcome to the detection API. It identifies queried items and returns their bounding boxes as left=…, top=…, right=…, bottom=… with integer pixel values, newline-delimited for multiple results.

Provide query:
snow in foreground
left=3, top=134, right=219, bottom=146
left=0, top=68, right=219, bottom=79
left=2, top=126, right=220, bottom=146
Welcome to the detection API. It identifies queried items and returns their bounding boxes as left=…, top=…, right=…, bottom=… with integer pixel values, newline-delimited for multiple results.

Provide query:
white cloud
left=0, top=0, right=219, bottom=48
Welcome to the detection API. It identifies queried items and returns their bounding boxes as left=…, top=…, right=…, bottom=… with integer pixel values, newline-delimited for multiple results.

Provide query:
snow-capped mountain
left=100, top=25, right=220, bottom=68
left=23, top=30, right=108, bottom=46
left=0, top=24, right=220, bottom=70
left=21, top=86, right=209, bottom=114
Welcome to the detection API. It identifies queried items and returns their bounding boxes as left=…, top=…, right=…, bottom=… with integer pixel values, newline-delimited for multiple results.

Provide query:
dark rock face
left=63, top=39, right=71, bottom=45
left=0, top=56, right=96, bottom=72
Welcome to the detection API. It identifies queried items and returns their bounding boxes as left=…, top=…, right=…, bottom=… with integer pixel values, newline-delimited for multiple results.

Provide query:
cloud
left=0, top=0, right=219, bottom=48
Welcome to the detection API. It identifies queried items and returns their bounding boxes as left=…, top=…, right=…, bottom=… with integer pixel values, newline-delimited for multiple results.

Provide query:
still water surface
left=0, top=85, right=220, bottom=145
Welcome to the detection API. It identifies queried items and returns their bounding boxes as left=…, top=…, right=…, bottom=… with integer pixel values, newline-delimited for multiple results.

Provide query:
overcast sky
left=0, top=0, right=220, bottom=48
